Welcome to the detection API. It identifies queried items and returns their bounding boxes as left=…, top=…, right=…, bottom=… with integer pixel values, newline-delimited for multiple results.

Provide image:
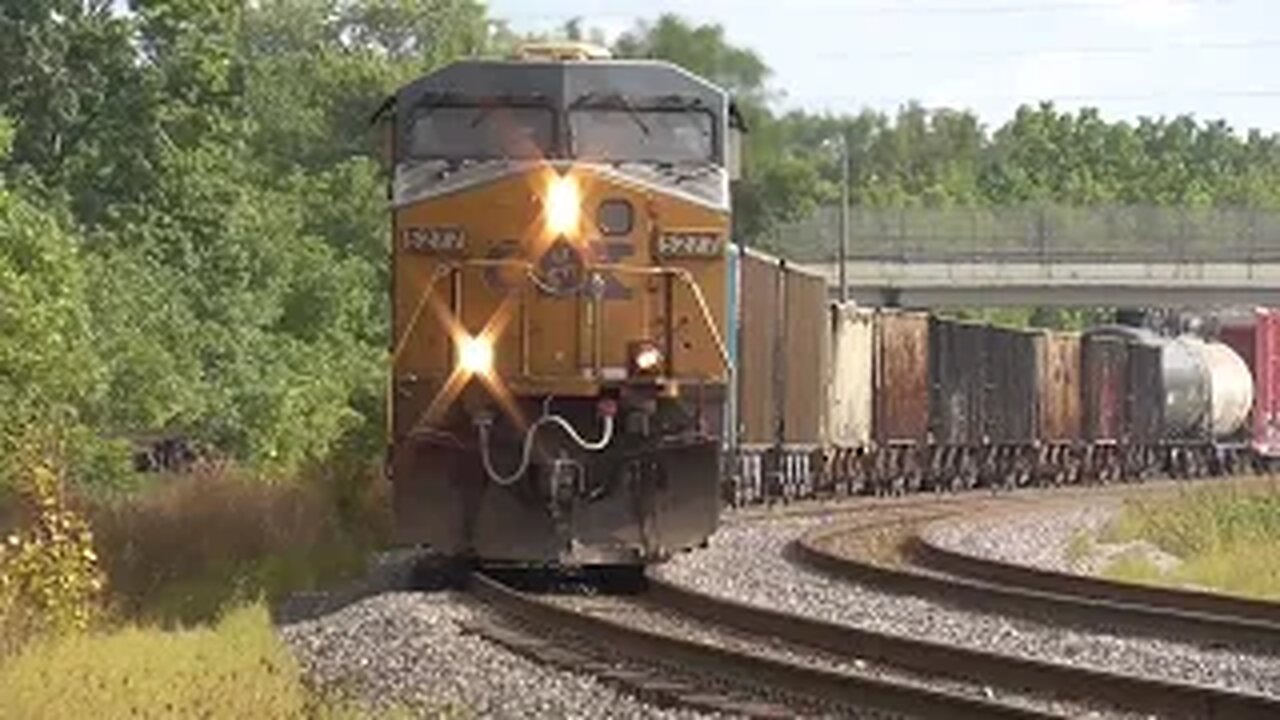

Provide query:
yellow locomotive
left=385, top=44, right=738, bottom=567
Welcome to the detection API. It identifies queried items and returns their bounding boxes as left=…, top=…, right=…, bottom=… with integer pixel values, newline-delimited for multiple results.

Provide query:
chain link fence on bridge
left=773, top=206, right=1280, bottom=263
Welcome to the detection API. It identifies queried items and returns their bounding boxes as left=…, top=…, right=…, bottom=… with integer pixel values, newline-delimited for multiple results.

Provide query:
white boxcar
left=827, top=303, right=874, bottom=447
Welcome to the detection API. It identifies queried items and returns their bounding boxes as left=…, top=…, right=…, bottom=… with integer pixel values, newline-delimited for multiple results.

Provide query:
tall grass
left=1, top=603, right=317, bottom=720
left=1, top=435, right=398, bottom=717
left=86, top=461, right=390, bottom=625
left=1101, top=482, right=1280, bottom=599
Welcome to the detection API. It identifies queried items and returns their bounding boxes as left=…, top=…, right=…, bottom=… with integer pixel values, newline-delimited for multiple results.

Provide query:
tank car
left=1085, top=325, right=1253, bottom=476
left=383, top=44, right=742, bottom=567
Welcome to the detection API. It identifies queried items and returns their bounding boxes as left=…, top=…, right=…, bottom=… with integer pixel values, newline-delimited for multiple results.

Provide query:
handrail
left=390, top=257, right=732, bottom=378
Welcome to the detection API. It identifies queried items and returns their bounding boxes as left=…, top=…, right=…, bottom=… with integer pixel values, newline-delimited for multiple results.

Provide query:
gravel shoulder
left=274, top=552, right=718, bottom=720
left=278, top=591, right=722, bottom=719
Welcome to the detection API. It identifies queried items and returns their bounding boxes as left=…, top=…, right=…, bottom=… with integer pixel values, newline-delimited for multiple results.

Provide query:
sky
left=487, top=0, right=1280, bottom=132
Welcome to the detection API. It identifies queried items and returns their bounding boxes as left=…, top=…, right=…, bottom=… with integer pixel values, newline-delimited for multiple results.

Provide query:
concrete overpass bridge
left=774, top=206, right=1280, bottom=307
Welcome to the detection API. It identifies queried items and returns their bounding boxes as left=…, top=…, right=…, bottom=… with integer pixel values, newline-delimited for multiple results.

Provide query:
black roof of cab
left=389, top=59, right=731, bottom=163
left=395, top=59, right=727, bottom=116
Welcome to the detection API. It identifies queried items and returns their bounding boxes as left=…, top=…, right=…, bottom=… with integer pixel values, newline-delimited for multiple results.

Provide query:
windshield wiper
left=572, top=92, right=650, bottom=137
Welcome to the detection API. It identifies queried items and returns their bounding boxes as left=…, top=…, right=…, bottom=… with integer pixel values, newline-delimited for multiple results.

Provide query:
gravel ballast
left=921, top=501, right=1123, bottom=574
left=550, top=593, right=1137, bottom=719
left=279, top=591, right=718, bottom=719
left=654, top=514, right=1280, bottom=699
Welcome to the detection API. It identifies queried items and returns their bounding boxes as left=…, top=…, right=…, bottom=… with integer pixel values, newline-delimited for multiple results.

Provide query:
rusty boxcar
left=1082, top=334, right=1128, bottom=462
left=1033, top=331, right=1082, bottom=443
left=874, top=310, right=931, bottom=444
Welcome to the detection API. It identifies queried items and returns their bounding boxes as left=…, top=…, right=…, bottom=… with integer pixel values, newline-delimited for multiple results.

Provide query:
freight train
left=382, top=43, right=1278, bottom=571
left=730, top=250, right=1280, bottom=506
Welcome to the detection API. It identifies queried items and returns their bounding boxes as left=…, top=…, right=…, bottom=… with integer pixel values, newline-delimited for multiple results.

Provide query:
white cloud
left=1097, top=0, right=1199, bottom=28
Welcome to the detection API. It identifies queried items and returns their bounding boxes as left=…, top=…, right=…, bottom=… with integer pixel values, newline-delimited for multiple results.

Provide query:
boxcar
left=1032, top=331, right=1083, bottom=482
left=1254, top=309, right=1280, bottom=460
left=929, top=318, right=987, bottom=446
left=732, top=247, right=828, bottom=502
left=1082, top=334, right=1128, bottom=478
left=827, top=303, right=874, bottom=448
left=825, top=303, right=874, bottom=492
left=874, top=310, right=930, bottom=444
left=1223, top=309, right=1280, bottom=460
left=928, top=318, right=990, bottom=488
left=1033, top=331, right=1082, bottom=443
left=985, top=326, right=1038, bottom=445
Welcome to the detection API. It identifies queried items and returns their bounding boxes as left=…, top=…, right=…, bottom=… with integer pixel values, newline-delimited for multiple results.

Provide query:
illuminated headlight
left=457, top=335, right=494, bottom=376
left=403, top=226, right=465, bottom=254
left=545, top=175, right=581, bottom=237
left=656, top=232, right=723, bottom=258
left=628, top=340, right=665, bottom=376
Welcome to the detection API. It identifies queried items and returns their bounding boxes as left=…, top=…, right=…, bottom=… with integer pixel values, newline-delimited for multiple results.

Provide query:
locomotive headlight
left=545, top=175, right=581, bottom=237
left=628, top=340, right=665, bottom=376
left=457, top=334, right=494, bottom=376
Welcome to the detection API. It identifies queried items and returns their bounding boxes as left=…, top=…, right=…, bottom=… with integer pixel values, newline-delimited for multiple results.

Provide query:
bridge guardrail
left=775, top=205, right=1280, bottom=263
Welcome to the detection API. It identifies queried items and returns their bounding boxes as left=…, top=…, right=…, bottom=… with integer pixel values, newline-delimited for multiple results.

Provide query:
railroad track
left=469, top=570, right=1062, bottom=719
left=471, top=548, right=1280, bottom=719
left=798, top=515, right=1280, bottom=651
left=456, top=480, right=1280, bottom=719
left=908, top=526, right=1280, bottom=629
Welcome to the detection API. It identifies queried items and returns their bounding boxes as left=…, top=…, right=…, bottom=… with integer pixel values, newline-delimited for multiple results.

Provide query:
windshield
left=408, top=105, right=554, bottom=160
left=570, top=108, right=715, bottom=164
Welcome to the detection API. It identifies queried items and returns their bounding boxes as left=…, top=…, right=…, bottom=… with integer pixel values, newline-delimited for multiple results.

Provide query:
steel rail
left=785, top=527, right=1280, bottom=718
left=469, top=571, right=1057, bottom=720
left=909, top=529, right=1280, bottom=628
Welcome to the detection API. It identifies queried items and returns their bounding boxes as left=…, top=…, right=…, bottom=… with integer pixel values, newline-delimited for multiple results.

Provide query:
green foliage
left=0, top=437, right=106, bottom=658
left=7, top=2, right=1280, bottom=484
left=0, top=182, right=99, bottom=452
left=0, top=0, right=464, bottom=484
left=1100, top=482, right=1280, bottom=600
left=0, top=602, right=385, bottom=719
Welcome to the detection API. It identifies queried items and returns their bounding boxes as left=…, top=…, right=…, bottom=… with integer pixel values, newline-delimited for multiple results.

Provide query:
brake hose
left=478, top=413, right=615, bottom=486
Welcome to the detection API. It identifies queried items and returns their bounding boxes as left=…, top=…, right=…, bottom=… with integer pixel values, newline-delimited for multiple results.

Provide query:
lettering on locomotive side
left=403, top=226, right=466, bottom=254
left=657, top=232, right=724, bottom=258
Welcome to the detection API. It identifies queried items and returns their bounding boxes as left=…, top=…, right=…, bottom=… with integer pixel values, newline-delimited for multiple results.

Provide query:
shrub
left=0, top=439, right=105, bottom=658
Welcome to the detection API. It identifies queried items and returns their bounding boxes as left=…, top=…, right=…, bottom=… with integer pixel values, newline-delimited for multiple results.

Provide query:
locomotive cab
left=386, top=44, right=734, bottom=566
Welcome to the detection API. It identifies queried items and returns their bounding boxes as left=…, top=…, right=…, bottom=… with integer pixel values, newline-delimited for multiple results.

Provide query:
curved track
left=470, top=571, right=1060, bottom=719
left=909, top=528, right=1280, bottom=627
left=462, top=480, right=1280, bottom=718
left=799, top=517, right=1280, bottom=651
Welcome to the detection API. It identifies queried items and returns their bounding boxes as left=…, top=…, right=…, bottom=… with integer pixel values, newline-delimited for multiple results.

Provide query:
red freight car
left=1082, top=334, right=1129, bottom=479
left=1220, top=308, right=1280, bottom=463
